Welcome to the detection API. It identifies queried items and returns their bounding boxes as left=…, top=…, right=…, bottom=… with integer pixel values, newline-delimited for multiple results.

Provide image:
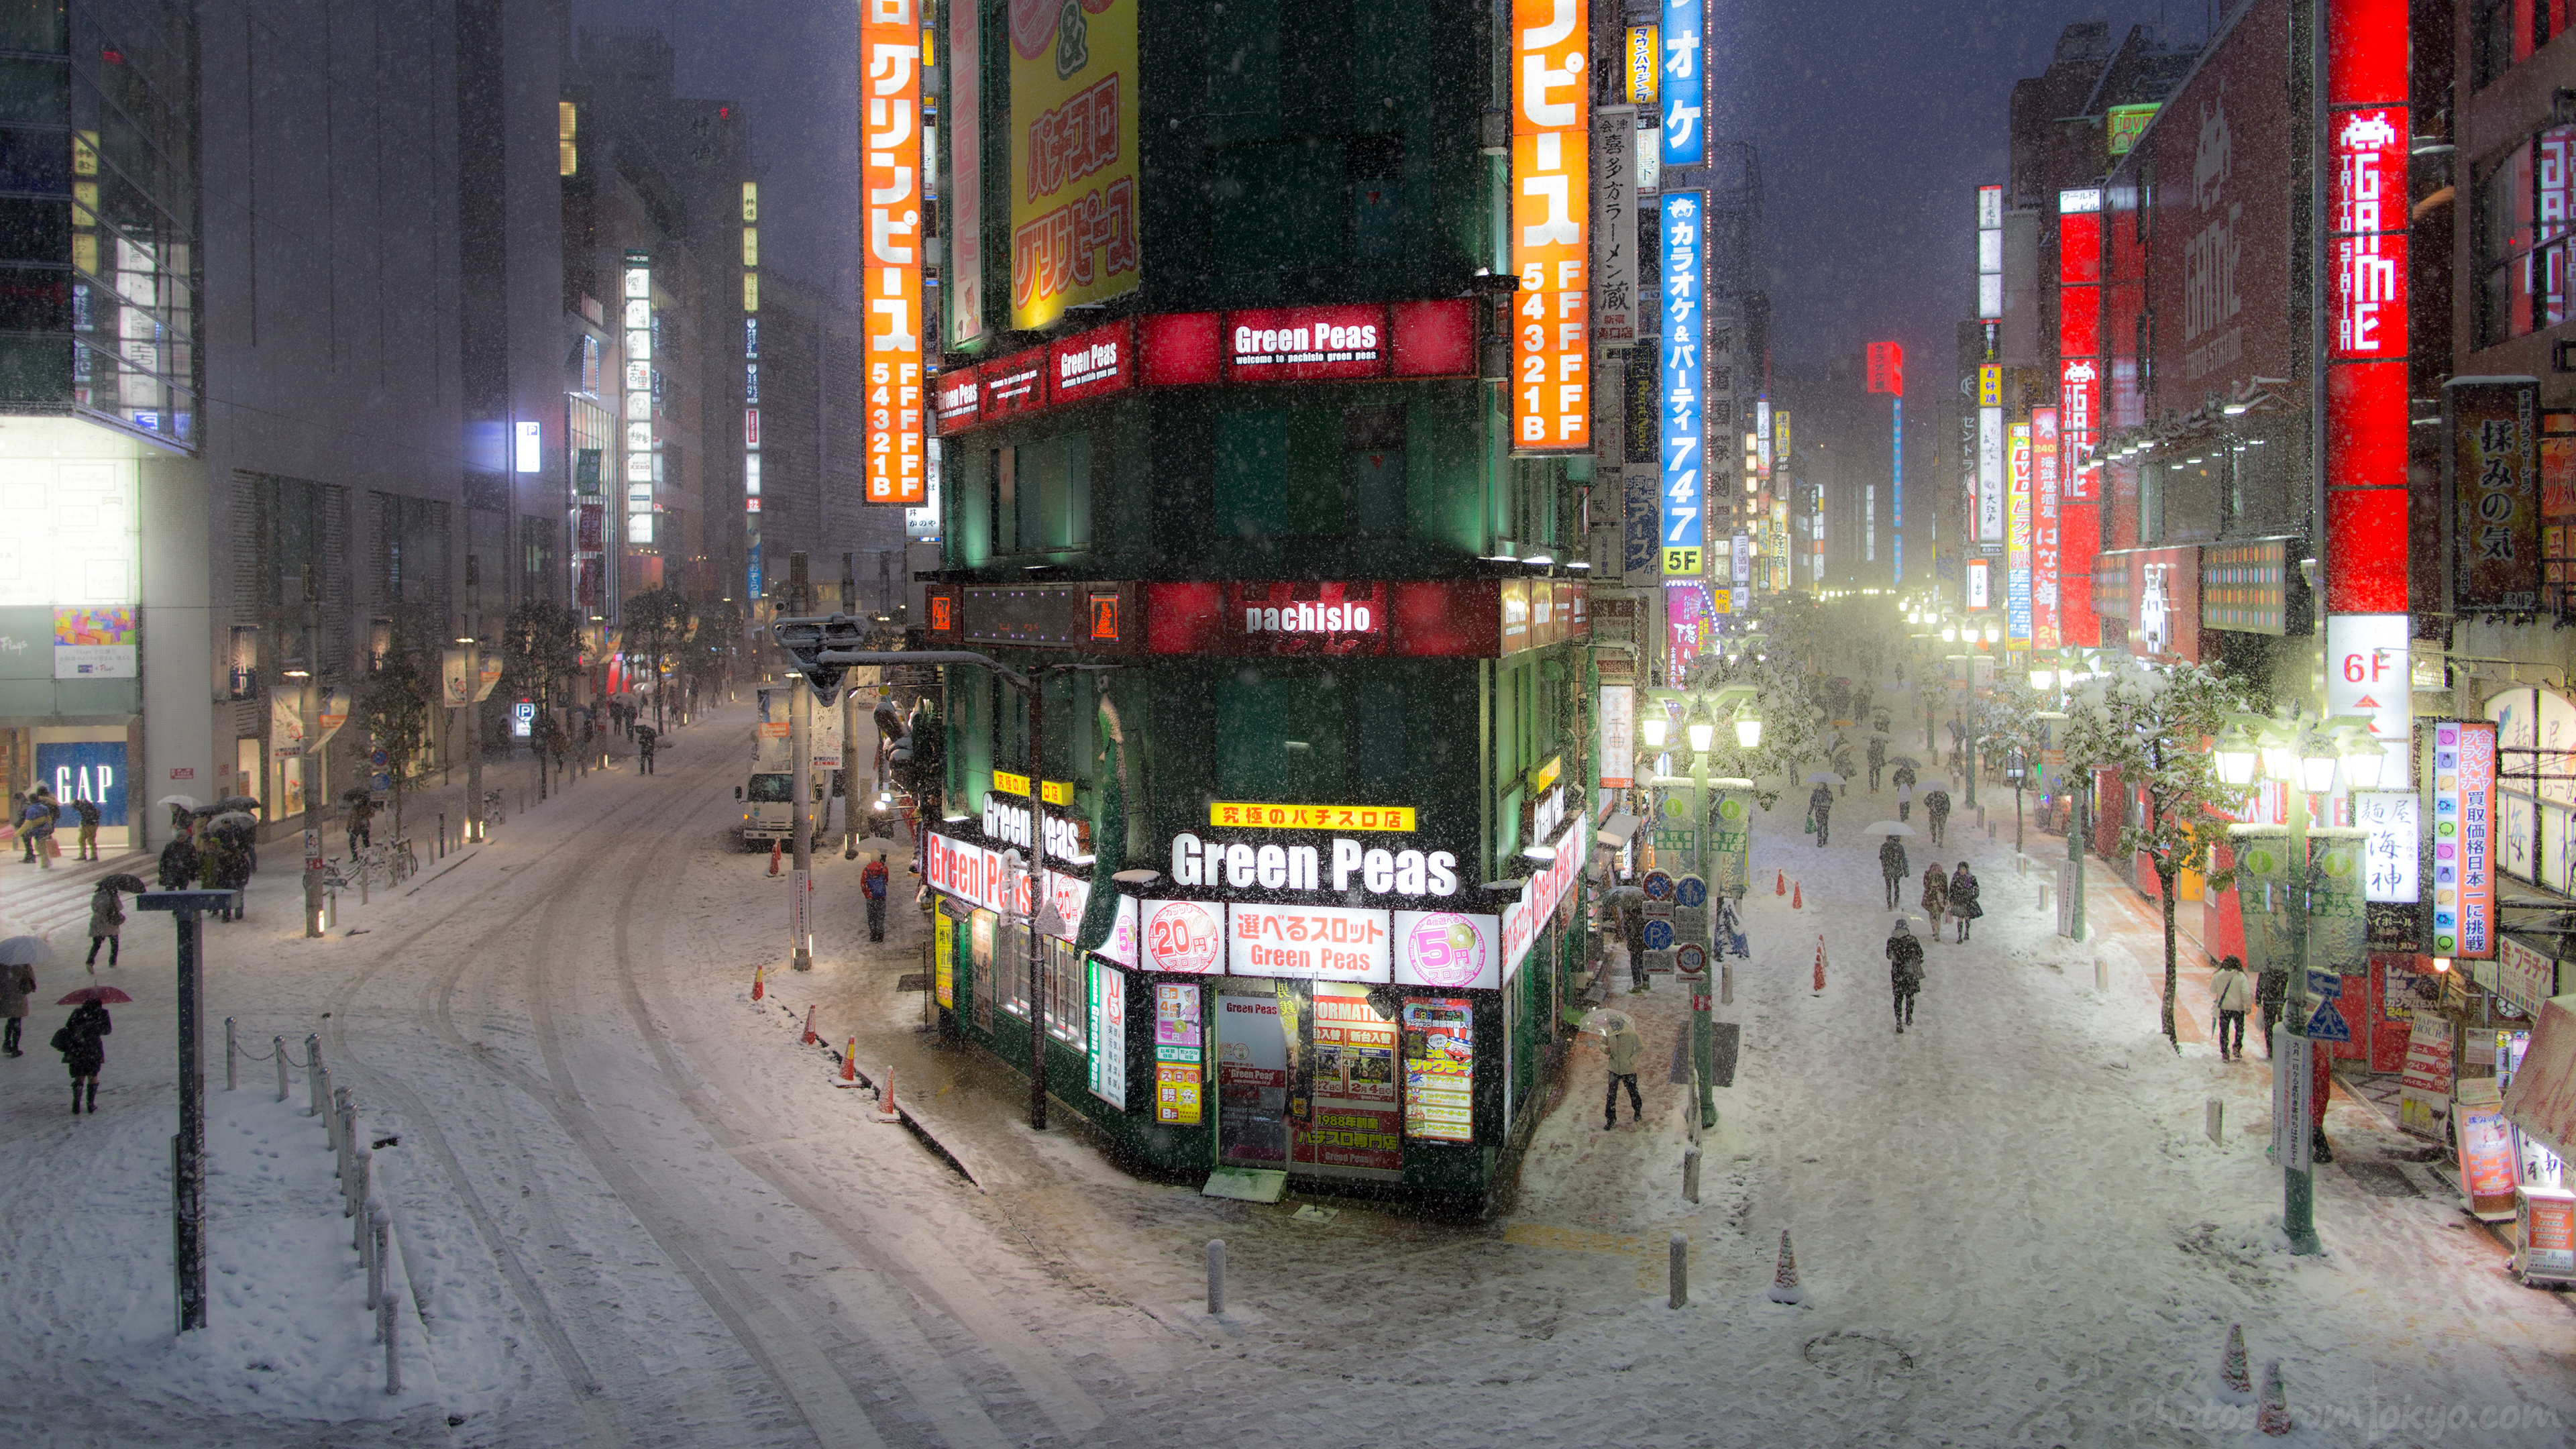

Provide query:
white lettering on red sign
left=1241, top=600, right=1377, bottom=635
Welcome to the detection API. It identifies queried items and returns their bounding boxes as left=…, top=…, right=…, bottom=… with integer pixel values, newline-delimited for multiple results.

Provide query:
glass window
left=999, top=918, right=1031, bottom=1018
left=747, top=773, right=794, bottom=802
left=1216, top=666, right=1346, bottom=800
left=2477, top=131, right=2576, bottom=345
left=1046, top=938, right=1085, bottom=1047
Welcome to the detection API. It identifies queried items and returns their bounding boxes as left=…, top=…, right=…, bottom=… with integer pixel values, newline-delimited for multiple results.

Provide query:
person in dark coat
left=70, top=795, right=100, bottom=860
left=1808, top=782, right=1834, bottom=847
left=1866, top=736, right=1887, bottom=792
left=2255, top=961, right=2289, bottom=1057
left=1879, top=835, right=1910, bottom=908
left=345, top=794, right=377, bottom=859
left=1619, top=896, right=1650, bottom=991
left=52, top=999, right=109, bottom=1113
left=0, top=956, right=32, bottom=1057
left=636, top=725, right=659, bottom=775
left=157, top=828, right=200, bottom=890
left=861, top=853, right=891, bottom=942
left=1948, top=862, right=1982, bottom=942
left=1886, top=921, right=1925, bottom=1032
left=1924, top=789, right=1953, bottom=847
left=1921, top=862, right=1950, bottom=941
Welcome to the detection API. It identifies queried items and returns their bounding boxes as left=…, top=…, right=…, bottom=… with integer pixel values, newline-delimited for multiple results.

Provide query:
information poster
left=1152, top=983, right=1201, bottom=1125
left=1087, top=959, right=1127, bottom=1109
left=1402, top=997, right=1474, bottom=1142
left=2522, top=1191, right=2576, bottom=1283
left=2309, top=830, right=2368, bottom=973
left=2432, top=720, right=2497, bottom=959
left=2400, top=1014, right=2454, bottom=1134
left=1216, top=994, right=1289, bottom=1168
left=973, top=909, right=997, bottom=1032
left=2457, top=1078, right=2521, bottom=1220
left=1294, top=984, right=1402, bottom=1179
left=933, top=913, right=955, bottom=1009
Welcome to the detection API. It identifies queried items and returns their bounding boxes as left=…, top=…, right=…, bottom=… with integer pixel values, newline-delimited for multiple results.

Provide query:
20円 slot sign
left=862, top=0, right=926, bottom=505
left=1512, top=0, right=1589, bottom=453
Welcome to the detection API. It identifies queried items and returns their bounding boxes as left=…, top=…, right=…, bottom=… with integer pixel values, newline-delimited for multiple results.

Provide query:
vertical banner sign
left=2432, top=720, right=2497, bottom=959
left=1592, top=107, right=1638, bottom=354
left=2310, top=830, right=2368, bottom=975
left=743, top=181, right=762, bottom=598
left=2032, top=406, right=2060, bottom=647
left=623, top=252, right=655, bottom=545
left=2005, top=421, right=2033, bottom=642
left=2324, top=0, right=2409, bottom=612
left=2356, top=791, right=2420, bottom=904
left=863, top=0, right=927, bottom=505
left=1976, top=364, right=2004, bottom=543
left=1708, top=784, right=1753, bottom=899
left=1661, top=191, right=1704, bottom=574
left=1598, top=684, right=1635, bottom=788
left=2449, top=378, right=2542, bottom=611
left=1010, top=0, right=1140, bottom=329
left=1087, top=959, right=1127, bottom=1109
left=1625, top=23, right=1658, bottom=106
left=1868, top=343, right=1904, bottom=584
left=1658, top=0, right=1700, bottom=166
left=1513, top=0, right=1590, bottom=453
left=2228, top=828, right=2295, bottom=990
left=2326, top=612, right=2410, bottom=745
left=1976, top=184, right=2004, bottom=319
left=945, top=0, right=982, bottom=347
left=1152, top=983, right=1201, bottom=1124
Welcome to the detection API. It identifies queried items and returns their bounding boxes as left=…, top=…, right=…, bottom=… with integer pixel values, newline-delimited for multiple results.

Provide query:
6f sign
left=2326, top=614, right=2409, bottom=744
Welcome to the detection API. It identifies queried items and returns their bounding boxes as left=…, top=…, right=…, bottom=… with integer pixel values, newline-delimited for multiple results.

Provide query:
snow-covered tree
left=2059, top=659, right=2253, bottom=1049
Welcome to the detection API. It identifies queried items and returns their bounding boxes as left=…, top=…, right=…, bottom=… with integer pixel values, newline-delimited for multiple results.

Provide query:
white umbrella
left=1864, top=821, right=1917, bottom=837
left=156, top=794, right=206, bottom=811
left=1579, top=1007, right=1636, bottom=1036
left=0, top=934, right=52, bottom=966
left=1909, top=777, right=1953, bottom=794
left=1805, top=771, right=1845, bottom=786
left=849, top=835, right=904, bottom=854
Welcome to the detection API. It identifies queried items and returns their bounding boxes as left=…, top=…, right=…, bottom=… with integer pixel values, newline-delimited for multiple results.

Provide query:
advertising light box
left=1227, top=902, right=1392, bottom=983
left=1225, top=305, right=1387, bottom=381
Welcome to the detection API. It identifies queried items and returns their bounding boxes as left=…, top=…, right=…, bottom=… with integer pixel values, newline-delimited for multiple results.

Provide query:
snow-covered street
left=3, top=697, right=2572, bottom=1448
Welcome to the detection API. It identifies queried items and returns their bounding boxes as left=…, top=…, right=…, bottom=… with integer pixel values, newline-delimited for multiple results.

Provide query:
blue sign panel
left=1660, top=0, right=1703, bottom=166
left=36, top=741, right=127, bottom=827
left=1642, top=918, right=1674, bottom=951
left=2306, top=1000, right=2352, bottom=1043
left=1661, top=191, right=1704, bottom=575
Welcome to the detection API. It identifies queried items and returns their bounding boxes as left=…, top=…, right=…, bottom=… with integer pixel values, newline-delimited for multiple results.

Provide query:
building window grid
left=2479, top=127, right=2576, bottom=347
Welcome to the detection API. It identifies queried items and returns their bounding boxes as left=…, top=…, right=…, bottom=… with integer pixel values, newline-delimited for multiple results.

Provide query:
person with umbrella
left=1866, top=735, right=1887, bottom=792
left=51, top=985, right=121, bottom=1113
left=342, top=787, right=378, bottom=859
left=85, top=878, right=123, bottom=967
left=636, top=723, right=660, bottom=774
left=1878, top=832, right=1911, bottom=909
left=0, top=935, right=40, bottom=1057
left=158, top=824, right=200, bottom=891
left=1887, top=919, right=1925, bottom=1034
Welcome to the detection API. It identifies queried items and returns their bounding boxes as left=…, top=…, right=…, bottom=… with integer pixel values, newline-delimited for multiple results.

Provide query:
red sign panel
left=983, top=354, right=1043, bottom=419
left=1138, top=311, right=1222, bottom=386
left=2059, top=358, right=2100, bottom=501
left=1143, top=580, right=1514, bottom=658
left=934, top=366, right=981, bottom=429
left=1047, top=318, right=1134, bottom=407
left=2325, top=0, right=2410, bottom=614
left=1865, top=341, right=1904, bottom=396
left=1226, top=305, right=1389, bottom=382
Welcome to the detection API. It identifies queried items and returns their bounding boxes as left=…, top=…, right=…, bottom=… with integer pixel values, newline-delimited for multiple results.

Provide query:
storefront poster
left=2459, top=1077, right=2521, bottom=1219
left=2520, top=1190, right=2576, bottom=1282
left=1009, top=0, right=1140, bottom=329
left=52, top=606, right=135, bottom=679
left=1392, top=910, right=1499, bottom=991
left=2432, top=720, right=2498, bottom=958
left=1087, top=958, right=1128, bottom=1109
left=2400, top=1013, right=2454, bottom=1134
left=34, top=741, right=125, bottom=826
left=2498, top=935, right=2562, bottom=1017
left=934, top=913, right=955, bottom=1009
left=1295, top=983, right=1402, bottom=1179
left=1142, top=899, right=1224, bottom=974
left=1226, top=902, right=1393, bottom=983
left=1401, top=997, right=1474, bottom=1142
left=1152, top=983, right=1201, bottom=1125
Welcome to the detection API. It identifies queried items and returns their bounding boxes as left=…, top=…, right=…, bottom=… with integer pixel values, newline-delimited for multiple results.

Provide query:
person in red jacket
left=861, top=854, right=890, bottom=943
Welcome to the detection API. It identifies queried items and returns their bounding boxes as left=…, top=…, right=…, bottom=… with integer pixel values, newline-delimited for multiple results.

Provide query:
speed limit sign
left=1675, top=943, right=1707, bottom=979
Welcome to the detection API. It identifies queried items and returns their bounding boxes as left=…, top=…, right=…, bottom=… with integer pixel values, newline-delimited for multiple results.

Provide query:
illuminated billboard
left=1009, top=0, right=1140, bottom=330
left=1512, top=0, right=1590, bottom=453
left=1661, top=192, right=1703, bottom=574
left=864, top=0, right=926, bottom=505
left=1660, top=0, right=1701, bottom=165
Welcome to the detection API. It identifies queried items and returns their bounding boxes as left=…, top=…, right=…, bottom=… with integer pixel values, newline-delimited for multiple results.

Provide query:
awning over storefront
left=2503, top=994, right=2576, bottom=1165
left=1595, top=812, right=1643, bottom=850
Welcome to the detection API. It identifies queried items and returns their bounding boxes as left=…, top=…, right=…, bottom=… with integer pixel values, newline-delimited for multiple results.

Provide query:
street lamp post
left=1640, top=686, right=1759, bottom=1130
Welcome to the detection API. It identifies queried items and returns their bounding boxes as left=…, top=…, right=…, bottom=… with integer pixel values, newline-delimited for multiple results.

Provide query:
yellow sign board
left=1978, top=364, right=2003, bottom=407
left=990, top=771, right=1075, bottom=806
left=1664, top=547, right=1701, bottom=576
left=1208, top=802, right=1417, bottom=833
left=933, top=914, right=955, bottom=1008
left=1712, top=588, right=1733, bottom=614
left=1529, top=755, right=1564, bottom=796
left=1010, top=0, right=1141, bottom=329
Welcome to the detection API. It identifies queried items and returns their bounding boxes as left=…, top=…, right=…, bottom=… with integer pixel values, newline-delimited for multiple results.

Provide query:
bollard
left=1684, top=1146, right=1703, bottom=1203
left=274, top=1036, right=290, bottom=1102
left=382, top=1292, right=402, bottom=1395
left=368, top=1205, right=389, bottom=1314
left=2206, top=1097, right=2225, bottom=1146
left=2094, top=958, right=2108, bottom=991
left=2017, top=854, right=2028, bottom=877
left=1721, top=962, right=1734, bottom=1007
left=334, top=1090, right=356, bottom=1209
left=352, top=1151, right=372, bottom=1247
left=1668, top=1234, right=1688, bottom=1309
left=2037, top=883, right=2051, bottom=916
left=224, top=1017, right=237, bottom=1092
left=1206, top=1238, right=1226, bottom=1316
left=437, top=814, right=445, bottom=859
left=307, top=1036, right=325, bottom=1116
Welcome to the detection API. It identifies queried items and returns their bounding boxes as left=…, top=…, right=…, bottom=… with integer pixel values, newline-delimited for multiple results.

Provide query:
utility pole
left=464, top=555, right=484, bottom=843
left=788, top=553, right=815, bottom=971
left=841, top=554, right=861, bottom=859
left=300, top=566, right=325, bottom=938
left=1026, top=674, right=1048, bottom=1131
left=144, top=888, right=234, bottom=1332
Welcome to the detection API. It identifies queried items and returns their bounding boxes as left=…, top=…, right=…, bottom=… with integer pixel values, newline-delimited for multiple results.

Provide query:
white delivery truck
left=737, top=693, right=844, bottom=848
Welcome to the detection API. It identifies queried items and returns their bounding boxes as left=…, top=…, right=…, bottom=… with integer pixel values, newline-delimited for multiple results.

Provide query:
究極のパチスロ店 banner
left=1010, top=0, right=1140, bottom=330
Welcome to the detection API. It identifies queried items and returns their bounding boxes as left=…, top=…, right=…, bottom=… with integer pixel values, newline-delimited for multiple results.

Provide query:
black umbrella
left=341, top=786, right=374, bottom=803
left=215, top=796, right=263, bottom=814
left=100, top=873, right=149, bottom=894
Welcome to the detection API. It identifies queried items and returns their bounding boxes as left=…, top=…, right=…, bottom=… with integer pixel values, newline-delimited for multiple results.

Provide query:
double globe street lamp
left=1636, top=686, right=1763, bottom=1129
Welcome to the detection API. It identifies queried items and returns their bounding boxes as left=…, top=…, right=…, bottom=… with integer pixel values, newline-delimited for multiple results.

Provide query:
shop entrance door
left=1206, top=981, right=1290, bottom=1201
left=1292, top=982, right=1403, bottom=1181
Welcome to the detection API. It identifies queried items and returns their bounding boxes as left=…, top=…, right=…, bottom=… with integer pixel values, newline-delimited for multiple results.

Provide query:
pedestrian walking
left=861, top=853, right=891, bottom=942
left=157, top=828, right=199, bottom=890
left=1866, top=736, right=1887, bottom=792
left=52, top=997, right=109, bottom=1113
left=2255, top=960, right=2288, bottom=1057
left=1808, top=782, right=1834, bottom=847
left=1878, top=834, right=1910, bottom=908
left=69, top=795, right=100, bottom=860
left=1948, top=862, right=1982, bottom=941
left=1886, top=920, right=1925, bottom=1033
left=1896, top=780, right=1914, bottom=822
left=1603, top=1019, right=1645, bottom=1128
left=11, top=789, right=30, bottom=863
left=84, top=882, right=121, bottom=968
left=2212, top=954, right=2253, bottom=1061
left=636, top=725, right=659, bottom=775
left=1831, top=740, right=1855, bottom=798
left=1891, top=761, right=1917, bottom=792
left=1620, top=895, right=1650, bottom=991
left=1924, top=789, right=1952, bottom=848
left=0, top=955, right=32, bottom=1057
left=1921, top=861, right=1949, bottom=941
left=345, top=794, right=376, bottom=859
left=21, top=787, right=56, bottom=869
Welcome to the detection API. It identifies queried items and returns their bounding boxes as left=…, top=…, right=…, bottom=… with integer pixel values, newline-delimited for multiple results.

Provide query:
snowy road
left=6, top=694, right=2575, bottom=1446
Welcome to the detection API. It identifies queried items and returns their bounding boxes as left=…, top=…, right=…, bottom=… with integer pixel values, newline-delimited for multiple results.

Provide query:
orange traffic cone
left=1791, top=880, right=1803, bottom=909
left=2220, top=1324, right=2252, bottom=1396
left=2255, top=1360, right=2291, bottom=1436
left=751, top=964, right=765, bottom=1002
left=1767, top=1228, right=1805, bottom=1304
left=1775, top=869, right=1786, bottom=896
left=876, top=1066, right=901, bottom=1123
left=835, top=1037, right=861, bottom=1087
left=801, top=1004, right=818, bottom=1045
left=769, top=840, right=783, bottom=876
left=1813, top=938, right=1827, bottom=994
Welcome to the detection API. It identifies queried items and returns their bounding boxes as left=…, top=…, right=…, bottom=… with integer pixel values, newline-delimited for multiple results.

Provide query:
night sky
left=578, top=0, right=2212, bottom=372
